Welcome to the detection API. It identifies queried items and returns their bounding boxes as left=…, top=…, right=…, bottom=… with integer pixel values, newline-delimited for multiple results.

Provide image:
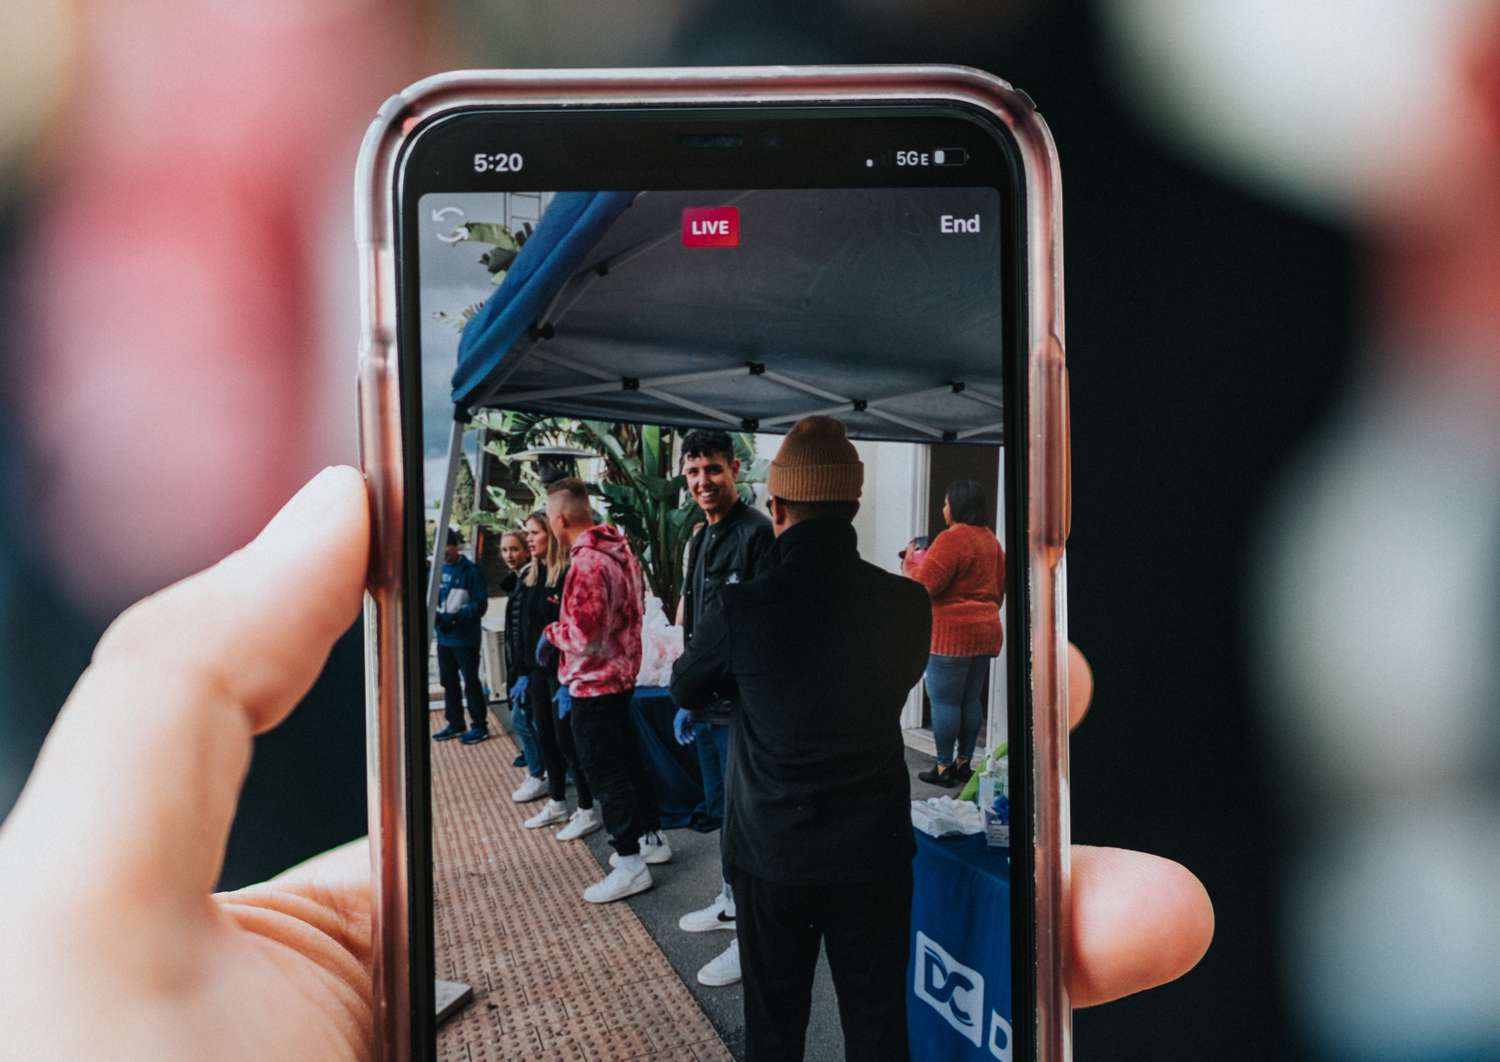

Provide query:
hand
left=0, top=467, right=373, bottom=1060
left=1062, top=645, right=1214, bottom=1006
left=673, top=707, right=697, bottom=746
left=0, top=466, right=1207, bottom=1060
left=535, top=632, right=557, bottom=668
left=554, top=685, right=573, bottom=718
left=510, top=674, right=530, bottom=704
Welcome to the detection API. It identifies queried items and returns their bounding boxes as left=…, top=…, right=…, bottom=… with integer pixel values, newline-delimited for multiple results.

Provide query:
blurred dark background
left=5, top=2, right=1496, bottom=1060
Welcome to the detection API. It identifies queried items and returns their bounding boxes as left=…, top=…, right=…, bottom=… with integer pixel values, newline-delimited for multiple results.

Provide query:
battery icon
left=933, top=148, right=969, bottom=167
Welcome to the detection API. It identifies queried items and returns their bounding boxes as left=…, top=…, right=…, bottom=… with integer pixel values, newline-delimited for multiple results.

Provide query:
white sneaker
left=609, top=831, right=672, bottom=867
left=555, top=806, right=602, bottom=841
left=511, top=775, right=549, bottom=803
left=678, top=891, right=737, bottom=933
left=696, top=939, right=741, bottom=987
left=523, top=799, right=569, bottom=829
left=582, top=861, right=652, bottom=904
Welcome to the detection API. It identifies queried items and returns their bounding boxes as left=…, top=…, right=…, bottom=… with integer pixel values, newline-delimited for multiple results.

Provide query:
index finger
left=0, top=467, right=370, bottom=918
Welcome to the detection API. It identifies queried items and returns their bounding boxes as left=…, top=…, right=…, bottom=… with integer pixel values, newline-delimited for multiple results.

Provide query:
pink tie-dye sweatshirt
left=544, top=524, right=645, bottom=697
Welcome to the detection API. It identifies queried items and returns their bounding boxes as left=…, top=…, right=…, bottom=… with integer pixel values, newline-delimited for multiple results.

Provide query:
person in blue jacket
left=432, top=527, right=490, bottom=744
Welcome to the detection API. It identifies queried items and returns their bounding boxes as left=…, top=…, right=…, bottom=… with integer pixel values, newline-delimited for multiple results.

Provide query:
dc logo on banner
left=914, top=931, right=985, bottom=1047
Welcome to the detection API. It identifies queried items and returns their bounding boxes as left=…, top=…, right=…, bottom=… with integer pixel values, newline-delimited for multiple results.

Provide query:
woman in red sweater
left=906, top=479, right=1006, bottom=787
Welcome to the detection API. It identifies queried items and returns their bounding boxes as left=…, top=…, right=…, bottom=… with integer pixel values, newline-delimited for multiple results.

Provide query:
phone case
left=355, top=65, right=1069, bottom=1062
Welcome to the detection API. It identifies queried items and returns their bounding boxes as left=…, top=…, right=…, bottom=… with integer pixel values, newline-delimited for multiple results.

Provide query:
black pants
left=436, top=643, right=486, bottom=729
left=730, top=864, right=913, bottom=1062
left=529, top=673, right=592, bottom=808
left=568, top=688, right=660, bottom=856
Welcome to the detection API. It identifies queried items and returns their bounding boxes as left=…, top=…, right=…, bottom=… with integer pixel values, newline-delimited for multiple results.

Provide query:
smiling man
left=673, top=429, right=775, bottom=988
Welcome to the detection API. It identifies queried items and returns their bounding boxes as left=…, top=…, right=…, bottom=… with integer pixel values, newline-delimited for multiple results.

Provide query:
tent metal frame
left=491, top=351, right=1005, bottom=441
left=431, top=184, right=1005, bottom=640
left=433, top=346, right=1005, bottom=636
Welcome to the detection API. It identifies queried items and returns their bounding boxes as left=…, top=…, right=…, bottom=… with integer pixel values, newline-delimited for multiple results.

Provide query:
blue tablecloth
left=627, top=686, right=711, bottom=830
left=908, top=830, right=1013, bottom=1061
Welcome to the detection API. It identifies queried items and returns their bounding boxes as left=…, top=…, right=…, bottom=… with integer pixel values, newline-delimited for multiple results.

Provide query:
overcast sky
left=418, top=191, right=549, bottom=507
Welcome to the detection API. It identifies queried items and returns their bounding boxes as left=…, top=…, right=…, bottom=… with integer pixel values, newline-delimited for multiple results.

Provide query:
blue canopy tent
left=427, top=186, right=1006, bottom=623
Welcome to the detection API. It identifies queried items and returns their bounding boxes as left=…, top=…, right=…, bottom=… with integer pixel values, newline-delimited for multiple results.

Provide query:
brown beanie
left=767, top=416, right=864, bottom=502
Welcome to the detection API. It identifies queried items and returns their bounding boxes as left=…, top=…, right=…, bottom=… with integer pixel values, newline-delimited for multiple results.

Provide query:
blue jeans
left=510, top=695, right=545, bottom=779
left=926, top=653, right=989, bottom=766
left=695, top=721, right=734, bottom=893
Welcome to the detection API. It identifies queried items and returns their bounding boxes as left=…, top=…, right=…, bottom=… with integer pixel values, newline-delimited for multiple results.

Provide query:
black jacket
left=504, top=563, right=563, bottom=679
left=501, top=570, right=525, bottom=677
left=669, top=518, right=931, bottom=885
left=681, top=499, right=776, bottom=725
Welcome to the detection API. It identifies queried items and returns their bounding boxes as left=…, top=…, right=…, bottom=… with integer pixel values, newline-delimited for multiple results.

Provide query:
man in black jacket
left=670, top=416, right=931, bottom=1062
left=673, top=429, right=775, bottom=988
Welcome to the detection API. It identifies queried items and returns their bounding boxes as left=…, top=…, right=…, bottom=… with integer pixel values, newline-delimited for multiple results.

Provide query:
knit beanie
left=767, top=416, right=864, bottom=502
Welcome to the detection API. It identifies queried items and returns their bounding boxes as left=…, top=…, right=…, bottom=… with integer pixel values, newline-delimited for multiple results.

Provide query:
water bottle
left=979, top=746, right=1010, bottom=849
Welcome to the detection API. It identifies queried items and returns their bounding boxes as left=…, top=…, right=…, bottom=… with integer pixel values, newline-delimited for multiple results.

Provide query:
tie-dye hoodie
left=544, top=524, right=645, bottom=697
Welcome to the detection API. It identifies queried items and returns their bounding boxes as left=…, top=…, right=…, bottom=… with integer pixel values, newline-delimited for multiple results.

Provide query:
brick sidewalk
left=432, top=715, right=733, bottom=1062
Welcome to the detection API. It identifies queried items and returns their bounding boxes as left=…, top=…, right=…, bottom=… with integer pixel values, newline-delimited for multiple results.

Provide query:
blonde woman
left=518, top=510, right=601, bottom=839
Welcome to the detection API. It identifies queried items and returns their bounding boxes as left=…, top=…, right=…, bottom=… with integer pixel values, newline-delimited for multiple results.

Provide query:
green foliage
left=569, top=422, right=766, bottom=614
left=457, top=222, right=520, bottom=250
left=452, top=457, right=476, bottom=527
left=433, top=219, right=525, bottom=312
left=460, top=408, right=765, bottom=615
left=572, top=422, right=701, bottom=612
left=434, top=302, right=485, bottom=333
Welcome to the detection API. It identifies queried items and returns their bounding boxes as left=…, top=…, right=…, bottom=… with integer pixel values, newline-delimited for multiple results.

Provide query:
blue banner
left=908, top=831, right=1013, bottom=1061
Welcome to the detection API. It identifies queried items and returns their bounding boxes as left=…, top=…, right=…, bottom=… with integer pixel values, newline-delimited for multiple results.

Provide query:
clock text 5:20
left=473, top=152, right=524, bottom=173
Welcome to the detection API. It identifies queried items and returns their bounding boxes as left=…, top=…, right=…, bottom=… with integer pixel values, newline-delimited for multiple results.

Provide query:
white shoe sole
left=678, top=913, right=737, bottom=933
left=696, top=965, right=741, bottom=987
left=583, top=874, right=652, bottom=904
left=556, top=819, right=601, bottom=842
left=522, top=811, right=569, bottom=830
left=610, top=847, right=671, bottom=868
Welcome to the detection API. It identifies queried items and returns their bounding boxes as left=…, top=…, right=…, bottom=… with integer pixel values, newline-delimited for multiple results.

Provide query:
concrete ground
left=432, top=692, right=951, bottom=1061
left=430, top=711, right=734, bottom=1061
left=576, top=741, right=953, bottom=1062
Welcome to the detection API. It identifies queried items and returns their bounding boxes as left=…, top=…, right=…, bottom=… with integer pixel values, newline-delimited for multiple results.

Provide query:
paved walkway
left=431, top=718, right=733, bottom=1062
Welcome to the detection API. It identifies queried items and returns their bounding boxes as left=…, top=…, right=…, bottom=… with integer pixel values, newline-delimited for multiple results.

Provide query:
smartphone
left=356, top=66, right=1069, bottom=1062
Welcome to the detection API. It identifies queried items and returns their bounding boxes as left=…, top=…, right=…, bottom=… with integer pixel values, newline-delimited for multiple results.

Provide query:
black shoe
left=953, top=761, right=975, bottom=784
left=918, top=764, right=959, bottom=788
left=512, top=753, right=527, bottom=768
left=460, top=725, right=490, bottom=745
left=432, top=724, right=464, bottom=741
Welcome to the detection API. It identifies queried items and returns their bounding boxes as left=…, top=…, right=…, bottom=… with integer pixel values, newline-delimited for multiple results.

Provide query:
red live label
left=681, top=206, right=740, bottom=247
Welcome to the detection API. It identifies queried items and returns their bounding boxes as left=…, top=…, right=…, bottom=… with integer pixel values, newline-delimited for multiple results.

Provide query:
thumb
left=0, top=467, right=369, bottom=917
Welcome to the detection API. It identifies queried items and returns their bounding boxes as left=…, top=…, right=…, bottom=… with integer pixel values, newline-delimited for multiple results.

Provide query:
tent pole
left=761, top=401, right=859, bottom=428
left=499, top=364, right=753, bottom=406
left=864, top=406, right=944, bottom=439
left=961, top=388, right=1005, bottom=411
left=640, top=387, right=742, bottom=427
left=956, top=422, right=1005, bottom=441
left=426, top=418, right=465, bottom=646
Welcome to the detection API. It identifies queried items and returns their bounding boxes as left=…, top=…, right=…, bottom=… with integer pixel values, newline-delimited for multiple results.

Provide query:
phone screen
left=398, top=107, right=1029, bottom=1061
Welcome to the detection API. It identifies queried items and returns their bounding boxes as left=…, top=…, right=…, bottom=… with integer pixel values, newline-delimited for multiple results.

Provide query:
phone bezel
left=356, top=66, right=1069, bottom=1062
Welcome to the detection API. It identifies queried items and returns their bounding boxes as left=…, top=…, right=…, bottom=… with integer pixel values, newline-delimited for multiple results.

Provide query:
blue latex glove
left=509, top=674, right=530, bottom=705
left=554, top=686, right=574, bottom=719
left=673, top=708, right=696, bottom=746
left=535, top=632, right=558, bottom=668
